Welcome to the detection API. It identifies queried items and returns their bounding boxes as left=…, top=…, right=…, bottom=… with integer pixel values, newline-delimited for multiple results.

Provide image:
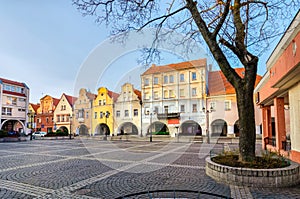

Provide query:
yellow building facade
left=92, top=87, right=119, bottom=136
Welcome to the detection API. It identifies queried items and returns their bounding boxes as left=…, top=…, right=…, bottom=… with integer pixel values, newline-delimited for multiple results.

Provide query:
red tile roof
left=86, top=92, right=96, bottom=101
left=0, top=77, right=26, bottom=87
left=208, top=68, right=262, bottom=96
left=134, top=89, right=142, bottom=101
left=108, top=90, right=120, bottom=102
left=30, top=103, right=40, bottom=112
left=141, top=59, right=207, bottom=75
left=63, top=93, right=77, bottom=106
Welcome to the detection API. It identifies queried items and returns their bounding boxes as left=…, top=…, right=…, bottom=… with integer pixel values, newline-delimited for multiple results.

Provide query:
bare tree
left=73, top=0, right=300, bottom=162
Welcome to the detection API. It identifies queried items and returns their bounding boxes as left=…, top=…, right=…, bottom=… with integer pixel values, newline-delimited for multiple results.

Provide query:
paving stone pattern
left=0, top=139, right=299, bottom=198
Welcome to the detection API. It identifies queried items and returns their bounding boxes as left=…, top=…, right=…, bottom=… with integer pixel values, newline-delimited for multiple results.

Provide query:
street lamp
left=202, top=106, right=214, bottom=144
left=175, top=125, right=179, bottom=142
left=140, top=100, right=143, bottom=137
left=104, top=111, right=110, bottom=140
left=69, top=115, right=72, bottom=139
left=147, top=110, right=154, bottom=142
left=27, top=112, right=35, bottom=140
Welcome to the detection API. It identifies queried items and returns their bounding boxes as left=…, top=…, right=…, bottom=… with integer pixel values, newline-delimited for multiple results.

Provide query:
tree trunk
left=236, top=71, right=256, bottom=162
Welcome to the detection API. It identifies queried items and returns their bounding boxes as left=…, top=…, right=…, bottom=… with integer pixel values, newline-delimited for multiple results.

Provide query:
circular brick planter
left=206, top=156, right=300, bottom=187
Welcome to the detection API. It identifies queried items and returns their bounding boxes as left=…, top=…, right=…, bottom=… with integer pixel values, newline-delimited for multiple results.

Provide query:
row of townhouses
left=1, top=11, right=298, bottom=164
left=27, top=58, right=262, bottom=139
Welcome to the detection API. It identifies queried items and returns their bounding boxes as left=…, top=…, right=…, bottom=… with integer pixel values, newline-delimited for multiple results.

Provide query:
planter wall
left=206, top=156, right=300, bottom=187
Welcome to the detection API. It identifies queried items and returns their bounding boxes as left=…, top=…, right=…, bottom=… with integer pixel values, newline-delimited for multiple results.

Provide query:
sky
left=0, top=1, right=289, bottom=103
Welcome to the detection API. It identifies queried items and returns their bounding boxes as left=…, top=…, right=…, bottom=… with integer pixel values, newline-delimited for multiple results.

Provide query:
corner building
left=0, top=78, right=30, bottom=134
left=255, top=11, right=300, bottom=163
left=140, top=59, right=207, bottom=137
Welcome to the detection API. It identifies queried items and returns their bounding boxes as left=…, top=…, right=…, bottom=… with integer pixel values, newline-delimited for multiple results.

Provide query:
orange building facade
left=255, top=11, right=300, bottom=162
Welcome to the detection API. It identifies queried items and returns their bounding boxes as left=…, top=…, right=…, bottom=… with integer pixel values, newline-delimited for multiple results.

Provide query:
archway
left=234, top=120, right=240, bottom=137
left=58, top=126, right=69, bottom=134
left=119, top=122, right=138, bottom=135
left=1, top=119, right=25, bottom=135
left=180, top=120, right=202, bottom=136
left=95, top=123, right=110, bottom=136
left=78, top=124, right=89, bottom=136
left=211, top=119, right=227, bottom=137
left=147, top=121, right=169, bottom=135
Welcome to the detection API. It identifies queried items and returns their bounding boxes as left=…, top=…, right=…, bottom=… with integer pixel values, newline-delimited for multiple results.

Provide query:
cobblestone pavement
left=0, top=138, right=299, bottom=198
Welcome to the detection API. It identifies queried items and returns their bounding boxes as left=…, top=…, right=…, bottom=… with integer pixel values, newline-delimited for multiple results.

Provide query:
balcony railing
left=157, top=112, right=180, bottom=119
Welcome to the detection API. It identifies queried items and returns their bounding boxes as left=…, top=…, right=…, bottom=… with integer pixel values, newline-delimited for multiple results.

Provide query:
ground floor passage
left=0, top=139, right=299, bottom=198
left=82, top=119, right=242, bottom=137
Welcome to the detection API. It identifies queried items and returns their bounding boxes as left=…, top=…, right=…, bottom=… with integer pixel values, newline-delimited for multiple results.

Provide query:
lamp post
left=104, top=111, right=110, bottom=140
left=147, top=110, right=154, bottom=142
left=202, top=106, right=214, bottom=144
left=69, top=115, right=72, bottom=139
left=175, top=125, right=179, bottom=143
left=27, top=112, right=35, bottom=140
left=140, top=100, right=143, bottom=137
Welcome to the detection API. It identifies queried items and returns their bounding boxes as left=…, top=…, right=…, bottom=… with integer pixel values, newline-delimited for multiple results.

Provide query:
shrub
left=0, top=130, right=8, bottom=138
left=152, top=131, right=169, bottom=135
left=211, top=150, right=290, bottom=169
left=55, top=131, right=68, bottom=136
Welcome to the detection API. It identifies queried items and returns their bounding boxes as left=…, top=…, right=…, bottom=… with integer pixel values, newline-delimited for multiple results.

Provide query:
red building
left=255, top=11, right=300, bottom=162
left=35, top=95, right=59, bottom=133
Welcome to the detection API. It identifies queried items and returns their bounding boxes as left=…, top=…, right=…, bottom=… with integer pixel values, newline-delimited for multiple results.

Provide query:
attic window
left=241, top=71, right=245, bottom=75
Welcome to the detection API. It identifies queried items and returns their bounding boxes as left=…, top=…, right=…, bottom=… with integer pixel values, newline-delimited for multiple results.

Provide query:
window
left=154, top=91, right=159, bottom=100
left=46, top=117, right=49, bottom=123
left=18, top=108, right=26, bottom=112
left=61, top=105, right=66, bottom=110
left=180, top=74, right=184, bottom=82
left=134, top=109, right=138, bottom=116
left=210, top=102, right=216, bottom=110
left=192, top=104, right=197, bottom=112
left=144, top=92, right=150, bottom=100
left=180, top=105, right=185, bottom=112
left=154, top=77, right=159, bottom=85
left=100, top=112, right=103, bottom=118
left=116, top=110, right=120, bottom=117
left=169, top=90, right=175, bottom=98
left=57, top=115, right=61, bottom=122
left=99, top=100, right=102, bottom=106
left=2, top=107, right=12, bottom=115
left=86, top=111, right=89, bottom=119
left=225, top=100, right=231, bottom=111
left=192, top=88, right=197, bottom=96
left=169, top=75, right=174, bottom=83
left=94, top=112, right=97, bottom=119
left=78, top=109, right=84, bottom=118
left=164, top=90, right=168, bottom=98
left=154, top=106, right=159, bottom=114
left=192, top=72, right=197, bottom=80
left=103, top=99, right=106, bottom=105
left=7, top=97, right=17, bottom=105
left=144, top=78, right=149, bottom=86
left=19, top=98, right=26, bottom=102
left=125, top=110, right=129, bottom=117
left=164, top=106, right=169, bottom=114
left=180, top=89, right=185, bottom=97
left=164, top=76, right=168, bottom=84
